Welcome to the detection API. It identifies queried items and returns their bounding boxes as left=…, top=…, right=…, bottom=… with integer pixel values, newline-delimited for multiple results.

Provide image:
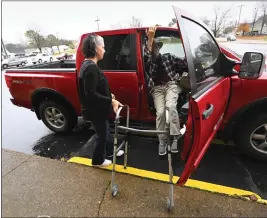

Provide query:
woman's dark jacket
left=78, top=60, right=113, bottom=122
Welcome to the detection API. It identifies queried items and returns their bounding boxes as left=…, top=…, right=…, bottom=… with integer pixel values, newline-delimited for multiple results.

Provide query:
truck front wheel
left=234, top=113, right=267, bottom=162
left=39, top=100, right=77, bottom=133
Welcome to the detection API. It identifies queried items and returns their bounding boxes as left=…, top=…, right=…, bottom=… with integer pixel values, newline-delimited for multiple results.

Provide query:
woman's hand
left=112, top=99, right=123, bottom=113
left=111, top=93, right=115, bottom=99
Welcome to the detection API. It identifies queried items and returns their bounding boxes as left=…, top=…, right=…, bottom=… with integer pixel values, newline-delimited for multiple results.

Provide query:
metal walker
left=110, top=105, right=174, bottom=212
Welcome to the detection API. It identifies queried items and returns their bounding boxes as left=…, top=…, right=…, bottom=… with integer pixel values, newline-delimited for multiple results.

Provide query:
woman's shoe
left=92, top=159, right=112, bottom=167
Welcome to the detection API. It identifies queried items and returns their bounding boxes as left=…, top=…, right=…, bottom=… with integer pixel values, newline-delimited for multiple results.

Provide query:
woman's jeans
left=91, top=119, right=113, bottom=165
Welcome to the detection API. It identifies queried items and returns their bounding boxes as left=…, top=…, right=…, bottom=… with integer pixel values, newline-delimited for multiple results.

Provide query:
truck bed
left=5, top=59, right=80, bottom=115
left=15, top=60, right=76, bottom=70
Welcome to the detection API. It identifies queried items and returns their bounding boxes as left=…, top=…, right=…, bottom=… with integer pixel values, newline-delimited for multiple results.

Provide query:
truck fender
left=31, top=88, right=77, bottom=120
left=220, top=97, right=267, bottom=141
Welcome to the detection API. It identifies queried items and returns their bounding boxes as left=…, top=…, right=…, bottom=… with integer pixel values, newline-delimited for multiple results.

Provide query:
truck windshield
left=151, top=29, right=185, bottom=59
left=155, top=35, right=185, bottom=59
left=142, top=29, right=185, bottom=60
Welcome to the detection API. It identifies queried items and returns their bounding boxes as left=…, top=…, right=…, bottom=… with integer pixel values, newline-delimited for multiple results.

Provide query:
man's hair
left=82, top=34, right=104, bottom=58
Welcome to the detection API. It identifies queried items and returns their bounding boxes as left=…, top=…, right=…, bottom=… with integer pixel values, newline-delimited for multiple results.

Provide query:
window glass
left=143, top=30, right=185, bottom=59
left=156, top=36, right=185, bottom=59
left=98, top=34, right=137, bottom=71
left=182, top=18, right=221, bottom=91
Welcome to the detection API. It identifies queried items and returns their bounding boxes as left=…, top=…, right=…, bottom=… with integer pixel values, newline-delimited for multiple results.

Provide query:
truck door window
left=182, top=18, right=221, bottom=92
left=98, top=34, right=137, bottom=71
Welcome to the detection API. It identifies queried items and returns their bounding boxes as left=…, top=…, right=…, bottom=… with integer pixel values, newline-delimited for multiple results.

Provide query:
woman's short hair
left=82, top=34, right=104, bottom=58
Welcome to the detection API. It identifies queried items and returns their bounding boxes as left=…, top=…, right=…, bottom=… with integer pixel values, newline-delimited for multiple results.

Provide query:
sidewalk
left=2, top=148, right=267, bottom=217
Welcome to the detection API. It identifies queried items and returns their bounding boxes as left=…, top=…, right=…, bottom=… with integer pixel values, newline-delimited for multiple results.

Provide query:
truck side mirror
left=238, top=52, right=266, bottom=79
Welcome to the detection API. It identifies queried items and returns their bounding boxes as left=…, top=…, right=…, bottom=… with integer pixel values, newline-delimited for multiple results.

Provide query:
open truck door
left=172, top=6, right=232, bottom=185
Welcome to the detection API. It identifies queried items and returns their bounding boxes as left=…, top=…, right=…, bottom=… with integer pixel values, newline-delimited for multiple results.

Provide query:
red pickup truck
left=4, top=6, right=267, bottom=174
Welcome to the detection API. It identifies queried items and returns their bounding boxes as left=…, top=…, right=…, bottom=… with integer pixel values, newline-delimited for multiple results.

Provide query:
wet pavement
left=2, top=42, right=267, bottom=200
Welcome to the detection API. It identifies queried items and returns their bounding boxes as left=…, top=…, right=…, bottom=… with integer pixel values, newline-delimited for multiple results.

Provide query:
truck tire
left=39, top=100, right=77, bottom=133
left=234, top=113, right=267, bottom=162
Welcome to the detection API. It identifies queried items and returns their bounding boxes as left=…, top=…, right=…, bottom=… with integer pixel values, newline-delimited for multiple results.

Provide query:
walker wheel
left=112, top=184, right=118, bottom=197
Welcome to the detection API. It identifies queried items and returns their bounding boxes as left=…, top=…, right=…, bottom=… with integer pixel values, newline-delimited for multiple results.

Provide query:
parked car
left=27, top=53, right=54, bottom=64
left=227, top=34, right=237, bottom=41
left=41, top=53, right=55, bottom=63
left=4, top=6, right=267, bottom=172
left=2, top=56, right=28, bottom=69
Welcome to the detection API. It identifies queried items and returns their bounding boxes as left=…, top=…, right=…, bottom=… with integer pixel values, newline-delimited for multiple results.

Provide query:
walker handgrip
left=115, top=105, right=130, bottom=120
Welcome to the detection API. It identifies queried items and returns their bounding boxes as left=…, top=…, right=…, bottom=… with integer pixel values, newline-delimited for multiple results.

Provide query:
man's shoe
left=92, top=159, right=112, bottom=167
left=171, top=140, right=178, bottom=153
left=159, top=144, right=167, bottom=156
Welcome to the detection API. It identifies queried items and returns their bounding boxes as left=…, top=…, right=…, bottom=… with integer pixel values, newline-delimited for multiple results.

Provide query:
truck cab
left=76, top=27, right=191, bottom=122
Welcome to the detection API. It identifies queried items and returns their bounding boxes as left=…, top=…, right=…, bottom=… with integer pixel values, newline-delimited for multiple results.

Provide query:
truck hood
left=260, top=70, right=267, bottom=79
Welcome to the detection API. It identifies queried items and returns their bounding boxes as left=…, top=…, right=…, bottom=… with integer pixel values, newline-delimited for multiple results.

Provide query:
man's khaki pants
left=152, top=81, right=182, bottom=141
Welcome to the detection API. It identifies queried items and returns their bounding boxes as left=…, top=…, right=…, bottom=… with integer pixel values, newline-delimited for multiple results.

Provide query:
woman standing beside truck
left=78, top=34, right=124, bottom=167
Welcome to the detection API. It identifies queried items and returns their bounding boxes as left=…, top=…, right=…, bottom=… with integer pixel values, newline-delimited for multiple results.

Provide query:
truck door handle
left=202, top=104, right=214, bottom=120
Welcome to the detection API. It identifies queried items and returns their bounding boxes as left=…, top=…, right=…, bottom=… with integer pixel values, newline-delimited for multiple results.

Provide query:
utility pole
left=95, top=16, right=100, bottom=31
left=234, top=4, right=245, bottom=35
left=237, top=5, right=245, bottom=28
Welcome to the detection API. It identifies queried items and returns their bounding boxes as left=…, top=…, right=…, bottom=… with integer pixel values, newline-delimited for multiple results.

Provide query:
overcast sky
left=2, top=1, right=260, bottom=44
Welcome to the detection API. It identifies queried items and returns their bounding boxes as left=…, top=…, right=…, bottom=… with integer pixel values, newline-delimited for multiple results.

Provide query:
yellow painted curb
left=68, top=157, right=267, bottom=205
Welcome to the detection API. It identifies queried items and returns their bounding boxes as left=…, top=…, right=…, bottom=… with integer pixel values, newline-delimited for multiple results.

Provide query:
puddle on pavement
left=32, top=123, right=93, bottom=160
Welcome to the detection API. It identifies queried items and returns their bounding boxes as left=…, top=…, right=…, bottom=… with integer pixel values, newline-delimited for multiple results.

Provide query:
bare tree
left=203, top=19, right=210, bottom=26
left=200, top=17, right=211, bottom=26
left=211, top=6, right=231, bottom=37
left=168, top=18, right=177, bottom=27
left=251, top=7, right=259, bottom=32
left=223, top=23, right=235, bottom=34
left=112, top=17, right=142, bottom=29
left=259, top=1, right=267, bottom=34
left=130, top=16, right=142, bottom=27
